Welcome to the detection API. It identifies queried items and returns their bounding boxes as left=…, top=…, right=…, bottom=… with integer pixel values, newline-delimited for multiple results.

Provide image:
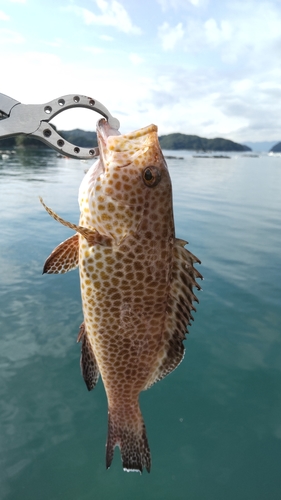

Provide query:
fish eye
left=142, top=166, right=161, bottom=187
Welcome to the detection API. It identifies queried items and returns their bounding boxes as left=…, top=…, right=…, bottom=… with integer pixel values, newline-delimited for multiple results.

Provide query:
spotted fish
left=40, top=119, right=202, bottom=473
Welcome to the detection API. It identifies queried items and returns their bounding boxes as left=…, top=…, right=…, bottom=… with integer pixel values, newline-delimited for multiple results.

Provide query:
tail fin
left=106, top=405, right=151, bottom=473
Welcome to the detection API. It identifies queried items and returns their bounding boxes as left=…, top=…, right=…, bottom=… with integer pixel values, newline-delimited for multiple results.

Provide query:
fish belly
left=79, top=234, right=171, bottom=400
left=79, top=231, right=172, bottom=472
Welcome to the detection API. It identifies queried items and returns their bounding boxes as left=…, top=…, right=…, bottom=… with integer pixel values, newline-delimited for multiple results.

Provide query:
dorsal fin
left=145, top=239, right=202, bottom=389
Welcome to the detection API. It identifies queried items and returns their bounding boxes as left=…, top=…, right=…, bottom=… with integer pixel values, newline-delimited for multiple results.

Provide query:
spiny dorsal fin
left=77, top=322, right=100, bottom=391
left=145, top=238, right=202, bottom=389
left=43, top=234, right=79, bottom=274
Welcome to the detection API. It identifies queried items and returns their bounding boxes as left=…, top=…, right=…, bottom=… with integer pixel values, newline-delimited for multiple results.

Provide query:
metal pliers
left=0, top=93, right=120, bottom=159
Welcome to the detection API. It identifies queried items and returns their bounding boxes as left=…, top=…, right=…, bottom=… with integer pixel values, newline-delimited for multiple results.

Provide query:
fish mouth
left=97, top=119, right=159, bottom=169
left=97, top=118, right=121, bottom=168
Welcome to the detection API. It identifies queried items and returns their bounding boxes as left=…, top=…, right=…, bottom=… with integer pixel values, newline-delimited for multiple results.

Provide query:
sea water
left=0, top=148, right=281, bottom=500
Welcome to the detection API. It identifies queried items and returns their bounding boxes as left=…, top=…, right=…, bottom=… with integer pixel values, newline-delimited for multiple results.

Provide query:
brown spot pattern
left=77, top=322, right=100, bottom=391
left=42, top=122, right=202, bottom=473
left=43, top=234, right=79, bottom=274
left=78, top=124, right=202, bottom=472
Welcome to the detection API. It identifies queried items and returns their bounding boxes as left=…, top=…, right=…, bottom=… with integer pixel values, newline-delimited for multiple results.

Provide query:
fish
left=40, top=119, right=202, bottom=473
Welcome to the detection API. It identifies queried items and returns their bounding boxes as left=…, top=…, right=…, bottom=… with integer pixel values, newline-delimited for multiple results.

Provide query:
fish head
left=79, top=119, right=173, bottom=245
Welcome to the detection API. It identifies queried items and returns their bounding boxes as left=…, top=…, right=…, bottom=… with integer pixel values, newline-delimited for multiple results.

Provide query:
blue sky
left=1, top=0, right=281, bottom=142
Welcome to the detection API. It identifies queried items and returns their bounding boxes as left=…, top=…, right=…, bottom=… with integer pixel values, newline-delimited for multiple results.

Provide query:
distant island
left=0, top=128, right=252, bottom=152
left=270, top=142, right=281, bottom=153
left=60, top=130, right=252, bottom=151
left=158, top=133, right=251, bottom=152
left=0, top=128, right=98, bottom=149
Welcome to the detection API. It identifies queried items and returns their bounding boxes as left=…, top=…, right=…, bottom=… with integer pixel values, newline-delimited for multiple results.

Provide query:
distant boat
left=164, top=155, right=184, bottom=160
left=268, top=152, right=281, bottom=157
left=193, top=154, right=230, bottom=159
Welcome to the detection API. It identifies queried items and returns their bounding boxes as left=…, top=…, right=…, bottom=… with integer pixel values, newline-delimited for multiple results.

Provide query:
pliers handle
left=0, top=93, right=120, bottom=159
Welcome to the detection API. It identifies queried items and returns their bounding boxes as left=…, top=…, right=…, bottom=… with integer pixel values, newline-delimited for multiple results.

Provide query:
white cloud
left=204, top=18, right=232, bottom=47
left=43, top=38, right=64, bottom=48
left=67, top=1, right=141, bottom=35
left=0, top=11, right=10, bottom=21
left=157, top=0, right=205, bottom=10
left=0, top=28, right=24, bottom=44
left=147, top=76, right=250, bottom=139
left=0, top=50, right=151, bottom=133
left=158, top=22, right=184, bottom=50
left=2, top=1, right=281, bottom=143
left=100, top=34, right=114, bottom=41
left=84, top=46, right=104, bottom=54
left=129, top=53, right=144, bottom=65
left=179, top=2, right=281, bottom=68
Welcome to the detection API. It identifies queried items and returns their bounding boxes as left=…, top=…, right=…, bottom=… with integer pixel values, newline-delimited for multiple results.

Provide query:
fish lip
left=96, top=119, right=107, bottom=150
left=96, top=118, right=121, bottom=169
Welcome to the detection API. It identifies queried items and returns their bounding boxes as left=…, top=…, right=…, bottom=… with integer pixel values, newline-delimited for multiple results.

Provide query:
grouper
left=40, top=119, right=202, bottom=473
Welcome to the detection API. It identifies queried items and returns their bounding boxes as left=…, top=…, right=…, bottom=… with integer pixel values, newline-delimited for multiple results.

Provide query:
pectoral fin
left=40, top=197, right=112, bottom=247
left=43, top=234, right=79, bottom=274
left=77, top=322, right=99, bottom=391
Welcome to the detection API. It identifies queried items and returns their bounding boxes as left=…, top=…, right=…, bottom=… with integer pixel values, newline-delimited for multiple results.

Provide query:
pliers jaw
left=0, top=93, right=120, bottom=160
left=0, top=93, right=20, bottom=117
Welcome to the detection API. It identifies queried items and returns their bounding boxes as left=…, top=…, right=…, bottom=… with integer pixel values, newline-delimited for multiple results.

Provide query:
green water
left=1, top=149, right=281, bottom=499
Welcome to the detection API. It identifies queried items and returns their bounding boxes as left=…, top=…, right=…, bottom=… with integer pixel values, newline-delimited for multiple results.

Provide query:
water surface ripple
left=1, top=150, right=281, bottom=500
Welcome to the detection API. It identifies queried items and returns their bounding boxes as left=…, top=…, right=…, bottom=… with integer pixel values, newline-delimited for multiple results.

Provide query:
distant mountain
left=159, top=133, right=251, bottom=152
left=0, top=128, right=250, bottom=152
left=0, top=137, right=16, bottom=147
left=61, top=130, right=250, bottom=152
left=244, top=141, right=277, bottom=152
left=59, top=129, right=97, bottom=147
left=0, top=128, right=98, bottom=149
left=269, top=142, right=281, bottom=153
left=0, top=134, right=47, bottom=148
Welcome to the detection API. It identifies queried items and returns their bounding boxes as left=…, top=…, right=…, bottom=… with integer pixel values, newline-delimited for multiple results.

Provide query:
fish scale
left=41, top=119, right=202, bottom=473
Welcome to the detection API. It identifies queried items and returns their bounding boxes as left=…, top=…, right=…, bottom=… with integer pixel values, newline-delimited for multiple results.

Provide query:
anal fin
left=43, top=234, right=79, bottom=274
left=77, top=322, right=99, bottom=391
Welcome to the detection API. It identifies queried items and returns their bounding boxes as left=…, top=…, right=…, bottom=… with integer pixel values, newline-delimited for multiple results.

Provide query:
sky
left=0, top=0, right=281, bottom=143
